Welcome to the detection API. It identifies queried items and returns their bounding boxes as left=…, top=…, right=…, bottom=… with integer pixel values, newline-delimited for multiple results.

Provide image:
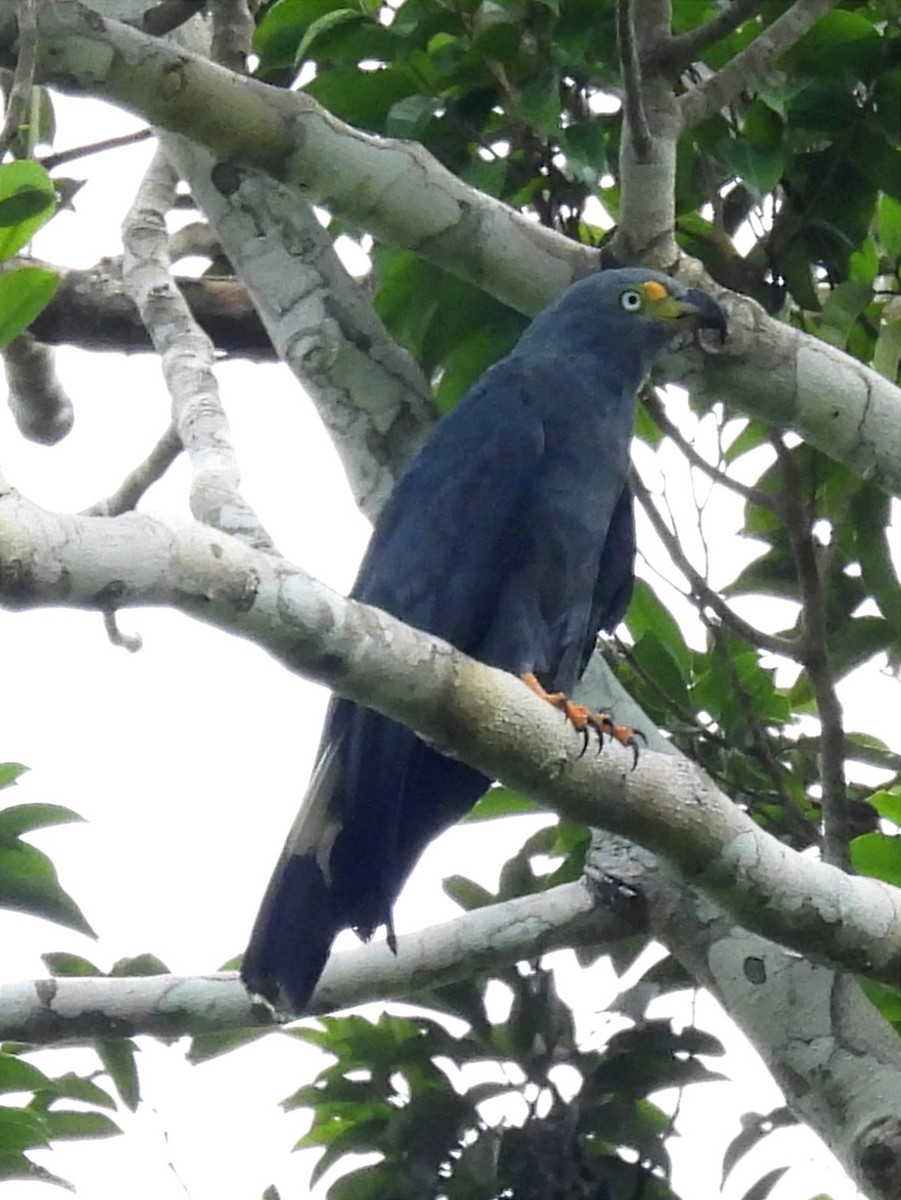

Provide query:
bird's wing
left=354, top=357, right=549, bottom=649
left=576, top=480, right=635, bottom=679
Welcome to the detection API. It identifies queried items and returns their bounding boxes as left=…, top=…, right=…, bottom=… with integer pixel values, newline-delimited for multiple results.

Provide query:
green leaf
left=819, top=281, right=872, bottom=348
left=0, top=267, right=60, bottom=348
left=714, top=138, right=783, bottom=196
left=442, top=874, right=494, bottom=911
left=0, top=764, right=27, bottom=790
left=0, top=803, right=83, bottom=841
left=464, top=787, right=541, bottom=821
left=42, top=1110, right=120, bottom=1142
left=94, top=1041, right=141, bottom=1112
left=41, top=952, right=101, bottom=977
left=626, top=578, right=691, bottom=675
left=0, top=1054, right=52, bottom=1095
left=784, top=10, right=880, bottom=81
left=878, top=194, right=901, bottom=262
left=0, top=1107, right=48, bottom=1154
left=518, top=73, right=561, bottom=136
left=0, top=161, right=57, bottom=260
left=850, top=831, right=901, bottom=886
left=296, top=9, right=366, bottom=63
left=873, top=321, right=901, bottom=384
left=0, top=839, right=95, bottom=937
left=868, top=788, right=901, bottom=828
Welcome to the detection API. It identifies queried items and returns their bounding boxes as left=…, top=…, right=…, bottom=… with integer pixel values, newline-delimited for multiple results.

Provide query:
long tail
left=241, top=700, right=489, bottom=1014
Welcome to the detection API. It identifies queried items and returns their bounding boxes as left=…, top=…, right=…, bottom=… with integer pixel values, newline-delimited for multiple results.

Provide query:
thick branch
left=2, top=3, right=900, bottom=502
left=1, top=490, right=900, bottom=990
left=0, top=0, right=588, bottom=314
left=14, top=256, right=275, bottom=359
left=163, top=136, right=438, bottom=519
left=591, top=835, right=901, bottom=1200
left=679, top=0, right=843, bottom=129
left=0, top=880, right=630, bottom=1041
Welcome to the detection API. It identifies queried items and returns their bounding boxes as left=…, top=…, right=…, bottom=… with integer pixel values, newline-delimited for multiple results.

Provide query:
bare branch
left=134, top=0, right=205, bottom=38
left=84, top=423, right=182, bottom=517
left=0, top=881, right=636, bottom=1042
left=0, top=0, right=36, bottom=158
left=102, top=608, right=142, bottom=652
left=641, top=387, right=777, bottom=510
left=121, top=146, right=277, bottom=550
left=679, top=0, right=843, bottom=129
left=209, top=0, right=254, bottom=74
left=163, top=136, right=437, bottom=518
left=630, top=465, right=799, bottom=658
left=39, top=126, right=152, bottom=171
left=655, top=0, right=763, bottom=72
left=770, top=433, right=849, bottom=867
left=616, top=0, right=652, bottom=163
left=1, top=492, right=900, bottom=992
left=15, top=255, right=274, bottom=359
left=3, top=331, right=73, bottom=444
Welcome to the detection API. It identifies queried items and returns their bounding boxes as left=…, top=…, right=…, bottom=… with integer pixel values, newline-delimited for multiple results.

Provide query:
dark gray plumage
left=242, top=268, right=727, bottom=1013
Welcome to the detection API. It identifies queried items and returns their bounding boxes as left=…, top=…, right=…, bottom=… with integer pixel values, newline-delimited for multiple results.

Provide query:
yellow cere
left=641, top=280, right=670, bottom=302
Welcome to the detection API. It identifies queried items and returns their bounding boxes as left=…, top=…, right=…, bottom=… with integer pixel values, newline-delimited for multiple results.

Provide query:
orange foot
left=521, top=671, right=644, bottom=768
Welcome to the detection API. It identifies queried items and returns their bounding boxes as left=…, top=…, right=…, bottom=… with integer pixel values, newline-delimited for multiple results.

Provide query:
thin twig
left=642, top=389, right=777, bottom=511
left=0, top=0, right=37, bottom=158
left=103, top=610, right=143, bottom=654
left=770, top=434, right=849, bottom=868
left=654, top=0, right=763, bottom=72
left=679, top=0, right=843, bottom=129
left=616, top=0, right=652, bottom=163
left=83, top=424, right=182, bottom=517
left=631, top=465, right=799, bottom=659
left=40, top=127, right=153, bottom=171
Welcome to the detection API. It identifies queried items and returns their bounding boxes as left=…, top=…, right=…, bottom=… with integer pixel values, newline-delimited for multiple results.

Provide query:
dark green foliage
left=284, top=962, right=724, bottom=1199
left=0, top=765, right=127, bottom=1186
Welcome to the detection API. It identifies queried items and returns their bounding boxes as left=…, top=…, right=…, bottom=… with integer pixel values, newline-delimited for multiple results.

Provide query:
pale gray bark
left=1, top=488, right=900, bottom=997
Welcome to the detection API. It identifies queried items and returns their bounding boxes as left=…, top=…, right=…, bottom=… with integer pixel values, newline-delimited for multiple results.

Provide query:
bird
left=241, top=267, right=727, bottom=1014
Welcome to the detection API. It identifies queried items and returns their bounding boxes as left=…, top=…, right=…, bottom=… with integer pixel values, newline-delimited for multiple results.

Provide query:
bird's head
left=521, top=268, right=728, bottom=375
left=614, top=273, right=728, bottom=345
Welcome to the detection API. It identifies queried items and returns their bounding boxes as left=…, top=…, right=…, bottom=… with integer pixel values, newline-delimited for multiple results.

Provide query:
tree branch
left=83, top=422, right=182, bottom=517
left=641, top=387, right=777, bottom=510
left=163, top=136, right=438, bottom=519
left=616, top=0, right=652, bottom=163
left=1, top=490, right=900, bottom=990
left=0, top=0, right=35, bottom=157
left=770, top=433, right=849, bottom=867
left=0, top=880, right=632, bottom=1041
left=631, top=465, right=798, bottom=658
left=121, top=146, right=276, bottom=550
left=2, top=331, right=73, bottom=444
left=13, top=256, right=275, bottom=359
left=7, top=1, right=898, bottom=507
left=591, top=834, right=901, bottom=1200
left=655, top=0, right=763, bottom=72
left=679, top=0, right=843, bottom=129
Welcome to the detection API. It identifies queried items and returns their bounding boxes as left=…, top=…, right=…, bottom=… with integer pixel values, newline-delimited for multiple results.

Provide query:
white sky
left=0, top=95, right=864, bottom=1200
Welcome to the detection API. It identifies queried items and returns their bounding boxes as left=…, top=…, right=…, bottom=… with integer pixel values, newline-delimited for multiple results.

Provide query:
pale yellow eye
left=620, top=289, right=643, bottom=312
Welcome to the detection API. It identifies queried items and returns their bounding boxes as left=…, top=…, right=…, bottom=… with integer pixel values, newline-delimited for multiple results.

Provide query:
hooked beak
left=676, top=288, right=728, bottom=344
